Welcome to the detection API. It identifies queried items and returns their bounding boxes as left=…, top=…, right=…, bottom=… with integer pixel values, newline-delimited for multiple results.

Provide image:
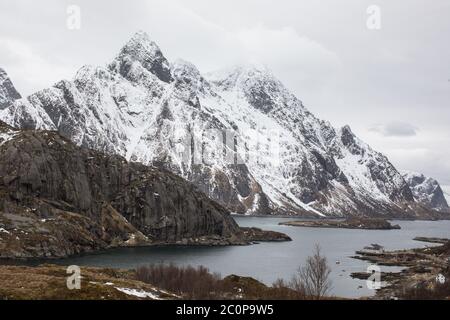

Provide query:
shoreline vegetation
left=279, top=217, right=401, bottom=230
left=0, top=264, right=326, bottom=300
left=351, top=237, right=450, bottom=299
left=1, top=235, right=450, bottom=299
left=0, top=246, right=333, bottom=300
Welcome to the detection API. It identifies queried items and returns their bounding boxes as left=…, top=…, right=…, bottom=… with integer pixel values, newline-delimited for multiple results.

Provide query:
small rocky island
left=240, top=227, right=292, bottom=242
left=279, top=217, right=401, bottom=230
left=351, top=237, right=450, bottom=299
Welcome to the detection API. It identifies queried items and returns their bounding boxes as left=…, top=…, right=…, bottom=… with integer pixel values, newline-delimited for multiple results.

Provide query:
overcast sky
left=1, top=0, right=449, bottom=200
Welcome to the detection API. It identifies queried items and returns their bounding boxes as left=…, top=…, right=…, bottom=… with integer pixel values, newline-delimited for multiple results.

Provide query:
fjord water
left=56, top=217, right=450, bottom=298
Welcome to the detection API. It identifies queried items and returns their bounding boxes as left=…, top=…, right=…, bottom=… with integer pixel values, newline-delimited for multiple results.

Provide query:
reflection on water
left=19, top=217, right=450, bottom=298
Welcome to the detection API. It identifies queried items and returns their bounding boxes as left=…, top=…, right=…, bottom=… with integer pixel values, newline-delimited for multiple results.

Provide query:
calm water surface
left=43, top=217, right=450, bottom=298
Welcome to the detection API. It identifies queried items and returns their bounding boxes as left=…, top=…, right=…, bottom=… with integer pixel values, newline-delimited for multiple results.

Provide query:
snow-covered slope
left=0, top=121, right=17, bottom=146
left=0, top=68, right=21, bottom=109
left=0, top=31, right=444, bottom=218
left=402, top=171, right=449, bottom=212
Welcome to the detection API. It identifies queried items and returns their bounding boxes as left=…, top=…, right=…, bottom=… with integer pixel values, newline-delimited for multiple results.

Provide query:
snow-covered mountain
left=402, top=171, right=449, bottom=212
left=0, top=31, right=446, bottom=218
left=0, top=68, right=21, bottom=109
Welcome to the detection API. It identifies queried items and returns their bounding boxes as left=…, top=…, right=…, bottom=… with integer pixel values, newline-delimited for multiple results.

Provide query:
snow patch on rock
left=115, top=287, right=162, bottom=300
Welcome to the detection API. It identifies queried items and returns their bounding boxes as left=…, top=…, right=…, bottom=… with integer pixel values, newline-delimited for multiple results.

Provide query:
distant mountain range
left=1, top=31, right=448, bottom=218
left=402, top=171, right=449, bottom=212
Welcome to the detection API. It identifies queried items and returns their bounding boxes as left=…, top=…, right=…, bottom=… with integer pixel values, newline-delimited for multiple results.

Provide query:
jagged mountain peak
left=0, top=68, right=8, bottom=80
left=73, top=64, right=118, bottom=87
left=207, top=63, right=306, bottom=116
left=341, top=124, right=353, bottom=134
left=339, top=125, right=358, bottom=147
left=130, top=30, right=153, bottom=42
left=170, top=59, right=210, bottom=97
left=171, top=59, right=203, bottom=81
left=206, top=63, right=274, bottom=89
left=402, top=171, right=449, bottom=212
left=121, top=31, right=161, bottom=57
left=75, top=64, right=102, bottom=78
left=402, top=170, right=425, bottom=180
left=110, top=31, right=172, bottom=83
left=337, top=125, right=379, bottom=157
left=0, top=68, right=21, bottom=109
left=234, top=63, right=271, bottom=75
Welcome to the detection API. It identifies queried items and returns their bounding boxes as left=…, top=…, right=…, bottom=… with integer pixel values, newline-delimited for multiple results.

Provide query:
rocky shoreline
left=413, top=237, right=449, bottom=244
left=0, top=225, right=291, bottom=260
left=279, top=217, right=401, bottom=230
left=351, top=237, right=450, bottom=299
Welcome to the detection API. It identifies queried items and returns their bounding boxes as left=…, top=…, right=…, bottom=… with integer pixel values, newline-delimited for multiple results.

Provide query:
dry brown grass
left=135, top=263, right=319, bottom=300
left=400, top=270, right=450, bottom=300
left=0, top=264, right=174, bottom=300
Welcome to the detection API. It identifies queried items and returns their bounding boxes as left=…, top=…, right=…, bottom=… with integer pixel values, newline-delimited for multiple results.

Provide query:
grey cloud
left=369, top=122, right=419, bottom=137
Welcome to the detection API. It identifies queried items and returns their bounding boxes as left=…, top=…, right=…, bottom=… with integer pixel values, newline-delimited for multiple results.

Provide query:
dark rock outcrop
left=0, top=121, right=271, bottom=259
left=240, top=227, right=292, bottom=242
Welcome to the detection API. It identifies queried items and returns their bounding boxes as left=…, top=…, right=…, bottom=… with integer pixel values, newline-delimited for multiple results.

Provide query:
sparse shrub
left=271, top=278, right=306, bottom=299
left=287, top=244, right=332, bottom=299
left=135, top=246, right=333, bottom=300
left=135, top=263, right=228, bottom=299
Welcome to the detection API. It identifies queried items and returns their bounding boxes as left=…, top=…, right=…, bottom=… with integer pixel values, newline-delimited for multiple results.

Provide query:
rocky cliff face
left=402, top=171, right=449, bottom=212
left=0, top=68, right=21, bottom=109
left=0, top=31, right=446, bottom=219
left=0, top=120, right=248, bottom=258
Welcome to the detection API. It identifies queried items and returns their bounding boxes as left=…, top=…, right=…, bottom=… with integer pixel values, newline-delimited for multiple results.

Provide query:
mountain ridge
left=0, top=68, right=21, bottom=109
left=0, top=31, right=447, bottom=219
left=402, top=171, right=449, bottom=212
